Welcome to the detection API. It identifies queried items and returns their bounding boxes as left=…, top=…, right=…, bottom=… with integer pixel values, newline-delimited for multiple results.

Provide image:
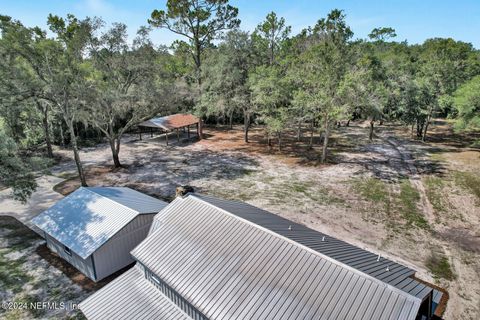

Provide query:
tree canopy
left=1, top=3, right=480, bottom=200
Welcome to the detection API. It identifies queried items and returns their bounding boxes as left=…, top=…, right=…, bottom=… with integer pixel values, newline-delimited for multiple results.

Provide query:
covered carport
left=137, top=113, right=202, bottom=145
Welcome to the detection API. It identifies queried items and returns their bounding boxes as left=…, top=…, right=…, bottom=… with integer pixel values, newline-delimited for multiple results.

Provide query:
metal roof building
left=138, top=114, right=202, bottom=143
left=80, top=193, right=438, bottom=319
left=32, top=187, right=167, bottom=282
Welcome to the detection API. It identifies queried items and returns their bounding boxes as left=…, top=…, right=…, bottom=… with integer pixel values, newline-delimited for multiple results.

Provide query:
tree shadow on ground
left=54, top=139, right=260, bottom=202
left=333, top=127, right=448, bottom=181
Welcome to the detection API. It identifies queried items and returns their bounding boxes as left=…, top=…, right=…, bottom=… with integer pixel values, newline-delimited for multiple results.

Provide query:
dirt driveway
left=0, top=175, right=64, bottom=233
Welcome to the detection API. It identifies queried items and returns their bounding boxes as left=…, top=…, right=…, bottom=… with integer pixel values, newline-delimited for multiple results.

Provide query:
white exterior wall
left=92, top=214, right=155, bottom=281
left=45, top=234, right=96, bottom=280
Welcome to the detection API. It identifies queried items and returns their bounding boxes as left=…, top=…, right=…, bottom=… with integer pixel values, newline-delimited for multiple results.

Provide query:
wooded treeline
left=1, top=0, right=479, bottom=201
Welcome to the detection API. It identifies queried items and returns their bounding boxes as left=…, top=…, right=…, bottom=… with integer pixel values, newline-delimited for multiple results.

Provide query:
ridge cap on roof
left=186, top=193, right=422, bottom=304
left=83, top=186, right=146, bottom=215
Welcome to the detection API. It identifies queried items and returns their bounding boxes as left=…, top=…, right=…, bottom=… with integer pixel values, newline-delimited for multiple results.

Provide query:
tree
left=340, top=52, right=387, bottom=140
left=290, top=9, right=352, bottom=162
left=0, top=17, right=55, bottom=157
left=253, top=12, right=291, bottom=66
left=86, top=23, right=175, bottom=167
left=452, top=75, right=480, bottom=131
left=368, top=27, right=396, bottom=41
left=40, top=14, right=100, bottom=186
left=149, top=0, right=240, bottom=84
left=249, top=65, right=290, bottom=150
left=416, top=38, right=479, bottom=140
left=1, top=14, right=99, bottom=186
left=200, top=30, right=253, bottom=141
left=0, top=125, right=37, bottom=202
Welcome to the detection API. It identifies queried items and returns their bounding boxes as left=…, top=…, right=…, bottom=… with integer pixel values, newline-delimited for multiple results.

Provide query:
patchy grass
left=426, top=252, right=456, bottom=281
left=277, top=178, right=345, bottom=206
left=453, top=171, right=480, bottom=201
left=398, top=180, right=428, bottom=229
left=352, top=178, right=428, bottom=229
left=352, top=177, right=389, bottom=203
left=0, top=249, right=33, bottom=294
left=424, top=176, right=447, bottom=213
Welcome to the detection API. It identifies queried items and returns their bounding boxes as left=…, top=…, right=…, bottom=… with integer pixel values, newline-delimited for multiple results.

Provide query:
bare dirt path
left=379, top=134, right=437, bottom=224
left=0, top=175, right=65, bottom=233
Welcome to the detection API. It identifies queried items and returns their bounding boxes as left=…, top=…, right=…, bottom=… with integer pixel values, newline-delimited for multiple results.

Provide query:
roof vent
left=175, top=185, right=194, bottom=198
left=386, top=265, right=390, bottom=272
left=377, top=255, right=381, bottom=262
left=321, top=236, right=325, bottom=242
left=288, top=225, right=292, bottom=230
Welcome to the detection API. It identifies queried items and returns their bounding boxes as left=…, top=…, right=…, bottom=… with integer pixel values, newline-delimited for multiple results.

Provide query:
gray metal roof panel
left=132, top=195, right=422, bottom=320
left=192, top=194, right=419, bottom=290
left=31, top=187, right=164, bottom=259
left=88, top=187, right=167, bottom=214
left=79, top=265, right=192, bottom=320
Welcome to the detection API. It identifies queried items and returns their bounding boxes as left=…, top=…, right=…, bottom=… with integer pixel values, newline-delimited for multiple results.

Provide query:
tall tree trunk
left=66, top=119, right=87, bottom=186
left=59, top=122, right=65, bottom=147
left=229, top=111, right=233, bottom=130
left=278, top=132, right=282, bottom=151
left=422, top=107, right=433, bottom=142
left=109, top=138, right=122, bottom=168
left=39, top=102, right=53, bottom=158
left=411, top=122, right=415, bottom=137
left=422, top=118, right=430, bottom=142
left=297, top=122, right=302, bottom=142
left=194, top=41, right=202, bottom=87
left=244, top=113, right=250, bottom=143
left=269, top=40, right=274, bottom=66
left=416, top=119, right=424, bottom=138
left=346, top=119, right=350, bottom=127
left=320, top=118, right=330, bottom=164
left=369, top=120, right=374, bottom=141
left=309, top=122, right=314, bottom=149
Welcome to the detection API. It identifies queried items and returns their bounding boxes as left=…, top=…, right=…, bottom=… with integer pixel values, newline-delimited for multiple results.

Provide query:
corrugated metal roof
left=79, top=265, right=192, bottom=320
left=32, top=187, right=166, bottom=259
left=132, top=195, right=422, bottom=320
left=189, top=194, right=431, bottom=301
left=138, top=114, right=199, bottom=131
left=88, top=187, right=168, bottom=214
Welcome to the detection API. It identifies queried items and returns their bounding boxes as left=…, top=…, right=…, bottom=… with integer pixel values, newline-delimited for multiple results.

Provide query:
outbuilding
left=137, top=113, right=202, bottom=144
left=32, top=187, right=167, bottom=282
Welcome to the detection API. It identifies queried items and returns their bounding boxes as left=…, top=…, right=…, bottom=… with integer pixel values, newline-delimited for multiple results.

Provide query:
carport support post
left=187, top=126, right=190, bottom=139
left=197, top=120, right=203, bottom=140
left=165, top=131, right=168, bottom=145
left=176, top=128, right=180, bottom=143
left=139, top=130, right=142, bottom=140
left=150, top=128, right=153, bottom=137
